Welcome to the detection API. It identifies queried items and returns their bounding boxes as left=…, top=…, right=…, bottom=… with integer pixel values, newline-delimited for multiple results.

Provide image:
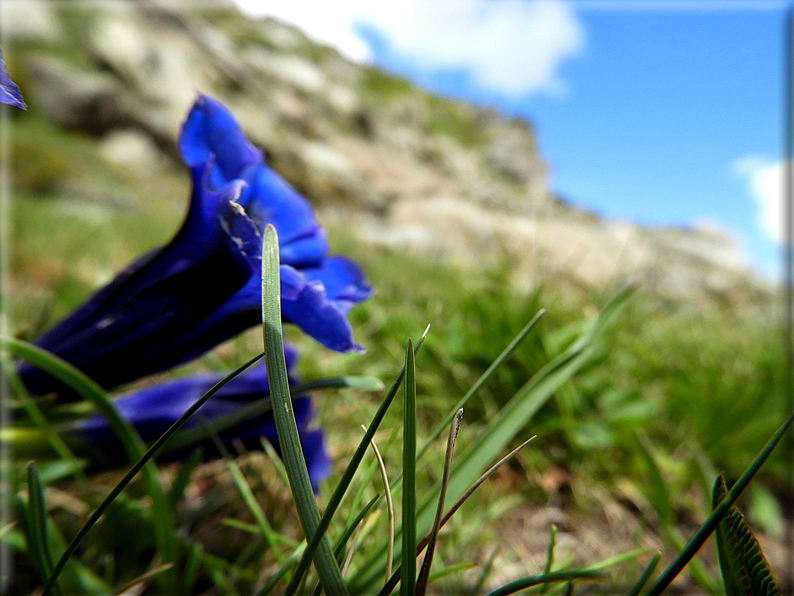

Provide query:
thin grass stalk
left=626, top=553, right=662, bottom=596
left=416, top=407, right=464, bottom=596
left=40, top=352, right=264, bottom=596
left=362, top=424, right=395, bottom=581
left=261, top=224, right=347, bottom=596
left=285, top=326, right=429, bottom=594
left=416, top=310, right=544, bottom=465
left=642, top=410, right=794, bottom=596
left=377, top=436, right=536, bottom=595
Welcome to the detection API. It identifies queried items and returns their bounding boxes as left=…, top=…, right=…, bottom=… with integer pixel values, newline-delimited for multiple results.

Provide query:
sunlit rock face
left=6, top=2, right=771, bottom=306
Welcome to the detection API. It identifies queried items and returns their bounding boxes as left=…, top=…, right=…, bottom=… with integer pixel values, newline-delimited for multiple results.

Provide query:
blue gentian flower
left=66, top=345, right=330, bottom=491
left=0, top=48, right=26, bottom=110
left=19, top=93, right=370, bottom=399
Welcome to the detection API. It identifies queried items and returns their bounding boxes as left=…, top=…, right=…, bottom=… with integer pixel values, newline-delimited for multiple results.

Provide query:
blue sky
left=236, top=0, right=788, bottom=278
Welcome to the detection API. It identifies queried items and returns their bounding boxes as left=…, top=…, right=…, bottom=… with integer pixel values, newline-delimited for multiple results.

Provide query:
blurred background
left=3, top=1, right=790, bottom=593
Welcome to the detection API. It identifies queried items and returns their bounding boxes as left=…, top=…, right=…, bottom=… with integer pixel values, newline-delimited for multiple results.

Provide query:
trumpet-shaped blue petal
left=19, top=93, right=370, bottom=400
left=0, top=48, right=25, bottom=110
left=68, top=346, right=331, bottom=492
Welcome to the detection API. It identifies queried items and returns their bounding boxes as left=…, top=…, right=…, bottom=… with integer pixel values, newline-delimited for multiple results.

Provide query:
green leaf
left=261, top=224, right=347, bottom=596
left=712, top=474, right=782, bottom=596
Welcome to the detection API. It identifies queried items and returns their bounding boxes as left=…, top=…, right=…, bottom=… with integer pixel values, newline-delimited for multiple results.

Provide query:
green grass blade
left=417, top=408, right=464, bottom=596
left=334, top=495, right=381, bottom=562
left=261, top=224, right=346, bottom=596
left=626, top=552, right=662, bottom=596
left=487, top=569, right=603, bottom=596
left=4, top=335, right=178, bottom=594
left=401, top=339, right=418, bottom=596
left=643, top=410, right=794, bottom=596
left=41, top=352, right=264, bottom=596
left=286, top=326, right=429, bottom=593
left=712, top=474, right=782, bottom=596
left=416, top=309, right=545, bottom=465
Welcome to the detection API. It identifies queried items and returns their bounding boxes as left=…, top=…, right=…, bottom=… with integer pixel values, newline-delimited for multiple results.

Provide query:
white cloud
left=734, top=156, right=789, bottom=244
left=234, top=0, right=584, bottom=98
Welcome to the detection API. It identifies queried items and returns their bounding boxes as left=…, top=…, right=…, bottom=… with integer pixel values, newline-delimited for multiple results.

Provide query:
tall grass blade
left=286, top=326, right=429, bottom=593
left=261, top=224, right=346, bottom=596
left=417, top=407, right=464, bottom=596
left=401, top=339, right=418, bottom=596
left=41, top=352, right=264, bottom=596
left=643, top=410, right=794, bottom=596
left=712, top=474, right=782, bottom=596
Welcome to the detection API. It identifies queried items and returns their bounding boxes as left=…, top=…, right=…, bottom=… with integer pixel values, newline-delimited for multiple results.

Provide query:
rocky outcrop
left=5, top=1, right=772, bottom=305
